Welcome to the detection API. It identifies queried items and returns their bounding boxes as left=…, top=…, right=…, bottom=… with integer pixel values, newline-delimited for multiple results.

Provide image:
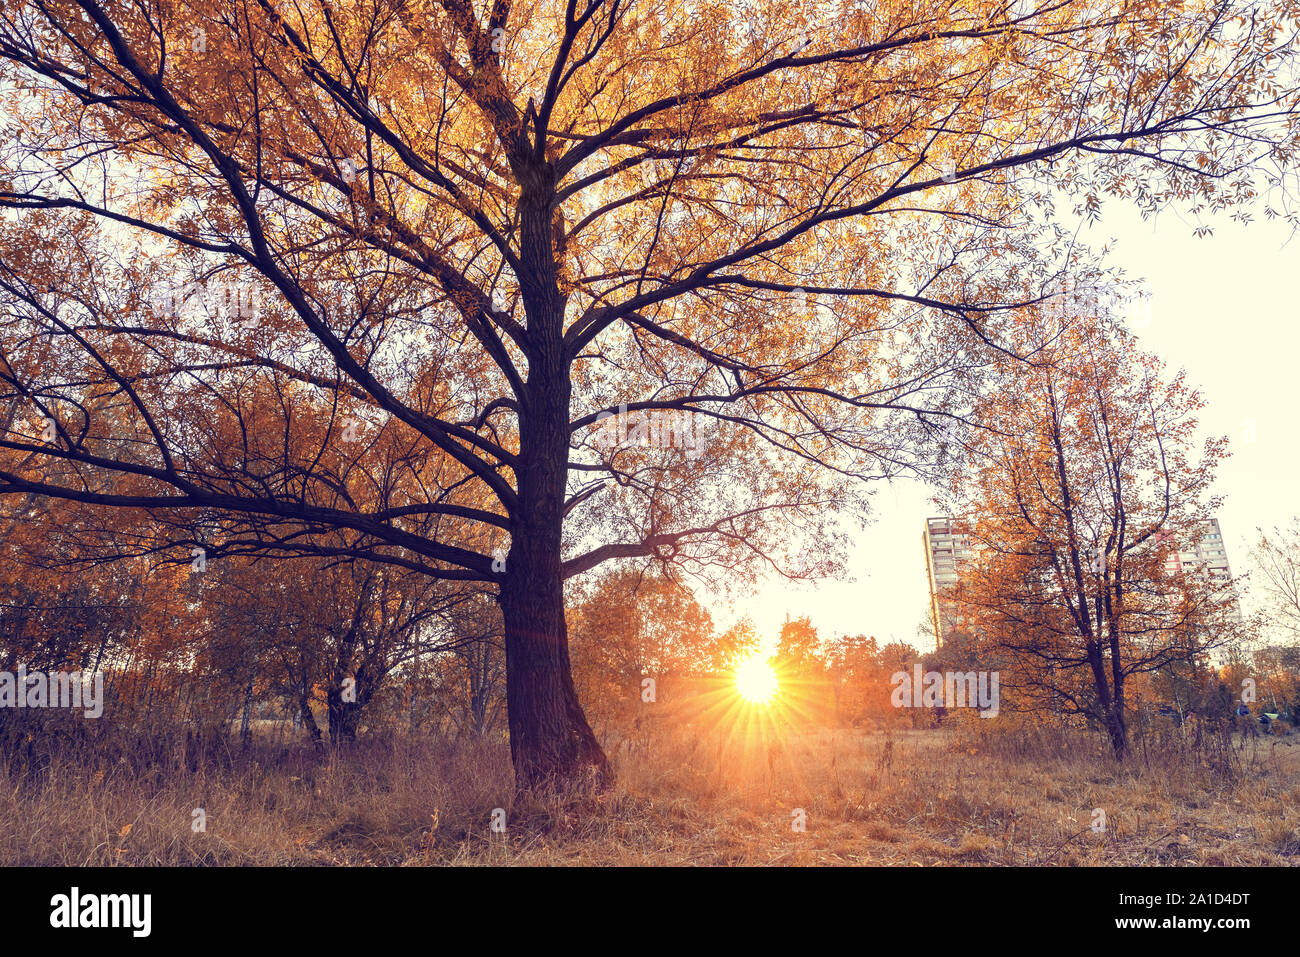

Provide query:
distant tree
left=940, top=313, right=1247, bottom=757
left=879, top=641, right=922, bottom=673
left=1250, top=643, right=1300, bottom=717
left=421, top=592, right=507, bottom=738
left=204, top=556, right=465, bottom=743
left=775, top=616, right=823, bottom=677
left=1251, top=521, right=1300, bottom=641
left=569, top=567, right=720, bottom=730
left=824, top=634, right=881, bottom=725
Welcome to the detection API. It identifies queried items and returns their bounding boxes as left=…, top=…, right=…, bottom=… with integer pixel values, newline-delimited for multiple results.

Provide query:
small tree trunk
left=408, top=678, right=419, bottom=735
left=1105, top=706, right=1129, bottom=758
left=1085, top=642, right=1129, bottom=759
left=239, top=675, right=254, bottom=751
left=298, top=682, right=322, bottom=747
left=1108, top=642, right=1129, bottom=758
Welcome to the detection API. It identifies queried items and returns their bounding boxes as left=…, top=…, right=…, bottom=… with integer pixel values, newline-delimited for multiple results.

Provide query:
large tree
left=0, top=0, right=1296, bottom=789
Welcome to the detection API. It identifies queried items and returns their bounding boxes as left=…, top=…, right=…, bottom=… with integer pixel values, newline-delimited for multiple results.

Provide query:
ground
left=2, top=723, right=1297, bottom=865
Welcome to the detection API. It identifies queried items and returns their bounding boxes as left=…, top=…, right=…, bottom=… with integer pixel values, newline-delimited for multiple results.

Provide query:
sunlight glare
left=734, top=655, right=779, bottom=704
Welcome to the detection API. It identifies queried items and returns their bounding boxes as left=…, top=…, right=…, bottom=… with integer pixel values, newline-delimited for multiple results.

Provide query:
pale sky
left=703, top=200, right=1300, bottom=653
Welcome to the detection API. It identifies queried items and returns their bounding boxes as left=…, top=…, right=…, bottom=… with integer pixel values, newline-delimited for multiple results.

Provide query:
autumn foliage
left=0, top=0, right=1296, bottom=789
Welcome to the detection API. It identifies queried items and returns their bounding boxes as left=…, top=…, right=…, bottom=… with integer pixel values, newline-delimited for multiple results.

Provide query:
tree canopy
left=1, top=0, right=1296, bottom=788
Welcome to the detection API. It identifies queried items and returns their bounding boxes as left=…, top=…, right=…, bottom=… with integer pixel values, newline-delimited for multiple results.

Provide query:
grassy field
left=2, top=721, right=1297, bottom=865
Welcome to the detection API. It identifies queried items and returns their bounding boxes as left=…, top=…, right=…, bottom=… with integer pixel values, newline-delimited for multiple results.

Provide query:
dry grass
left=1, top=719, right=1297, bottom=865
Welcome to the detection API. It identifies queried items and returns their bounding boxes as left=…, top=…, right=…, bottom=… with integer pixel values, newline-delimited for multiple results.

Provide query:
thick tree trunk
left=327, top=611, right=365, bottom=744
left=499, top=258, right=611, bottom=792
left=499, top=552, right=610, bottom=793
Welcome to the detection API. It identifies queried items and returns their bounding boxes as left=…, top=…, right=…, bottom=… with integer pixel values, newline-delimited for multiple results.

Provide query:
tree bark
left=327, top=668, right=370, bottom=743
left=499, top=251, right=611, bottom=792
left=327, top=691, right=354, bottom=742
left=499, top=556, right=610, bottom=792
left=298, top=680, right=323, bottom=748
left=1106, top=670, right=1129, bottom=758
left=1104, top=706, right=1129, bottom=758
left=239, top=675, right=254, bottom=752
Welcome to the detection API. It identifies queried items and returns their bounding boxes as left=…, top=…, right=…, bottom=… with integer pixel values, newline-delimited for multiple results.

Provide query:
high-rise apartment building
left=1156, top=518, right=1233, bottom=582
left=1155, top=519, right=1240, bottom=665
left=922, top=515, right=1237, bottom=648
left=922, top=516, right=975, bottom=647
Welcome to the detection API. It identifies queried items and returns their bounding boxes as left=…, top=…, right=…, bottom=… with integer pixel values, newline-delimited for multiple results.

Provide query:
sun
left=734, top=654, right=779, bottom=704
